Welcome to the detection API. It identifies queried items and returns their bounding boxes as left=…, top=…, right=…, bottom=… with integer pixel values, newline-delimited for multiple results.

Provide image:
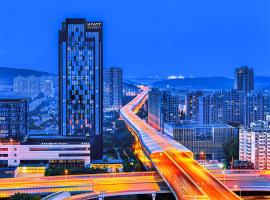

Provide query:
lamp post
left=64, top=169, right=68, bottom=182
left=112, top=170, right=115, bottom=185
left=159, top=152, right=162, bottom=160
left=199, top=151, right=205, bottom=161
left=222, top=170, right=226, bottom=185
left=234, top=185, right=241, bottom=197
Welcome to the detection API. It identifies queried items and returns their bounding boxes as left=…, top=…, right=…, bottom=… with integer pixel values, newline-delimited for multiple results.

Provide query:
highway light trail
left=120, top=86, right=241, bottom=200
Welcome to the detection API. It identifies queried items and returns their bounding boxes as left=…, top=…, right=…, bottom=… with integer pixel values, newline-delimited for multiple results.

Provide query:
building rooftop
left=250, top=120, right=270, bottom=129
left=0, top=98, right=28, bottom=103
left=22, top=135, right=89, bottom=145
left=165, top=122, right=233, bottom=129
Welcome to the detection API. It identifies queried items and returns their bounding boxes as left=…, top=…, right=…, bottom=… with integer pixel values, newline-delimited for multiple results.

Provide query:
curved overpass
left=1, top=170, right=270, bottom=199
left=120, top=87, right=241, bottom=200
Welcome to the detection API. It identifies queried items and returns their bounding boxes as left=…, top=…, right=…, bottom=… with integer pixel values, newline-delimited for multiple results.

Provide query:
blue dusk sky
left=0, top=0, right=269, bottom=78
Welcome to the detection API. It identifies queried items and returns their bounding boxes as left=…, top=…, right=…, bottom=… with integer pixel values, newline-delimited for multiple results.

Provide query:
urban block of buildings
left=147, top=66, right=270, bottom=163
left=185, top=90, right=270, bottom=126
left=185, top=67, right=270, bottom=127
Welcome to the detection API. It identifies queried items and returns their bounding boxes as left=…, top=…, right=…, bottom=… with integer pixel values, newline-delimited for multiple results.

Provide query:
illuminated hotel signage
left=87, top=22, right=102, bottom=30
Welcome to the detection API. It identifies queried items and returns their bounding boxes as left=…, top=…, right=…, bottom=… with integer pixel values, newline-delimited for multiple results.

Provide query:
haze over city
left=0, top=0, right=269, bottom=77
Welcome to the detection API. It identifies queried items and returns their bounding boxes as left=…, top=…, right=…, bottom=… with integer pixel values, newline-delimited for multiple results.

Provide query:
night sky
left=0, top=0, right=269, bottom=78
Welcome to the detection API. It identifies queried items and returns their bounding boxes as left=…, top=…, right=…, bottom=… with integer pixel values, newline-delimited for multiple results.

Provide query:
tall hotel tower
left=59, top=18, right=103, bottom=160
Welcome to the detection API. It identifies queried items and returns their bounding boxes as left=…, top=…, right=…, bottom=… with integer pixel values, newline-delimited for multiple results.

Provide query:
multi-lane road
left=1, top=171, right=270, bottom=199
left=0, top=172, right=168, bottom=198
left=120, top=87, right=241, bottom=200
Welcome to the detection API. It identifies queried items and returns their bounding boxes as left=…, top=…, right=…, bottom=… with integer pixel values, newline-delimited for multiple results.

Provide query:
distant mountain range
left=123, top=79, right=141, bottom=86
left=153, top=76, right=270, bottom=90
left=0, top=67, right=56, bottom=85
left=254, top=76, right=270, bottom=89
left=1, top=67, right=269, bottom=90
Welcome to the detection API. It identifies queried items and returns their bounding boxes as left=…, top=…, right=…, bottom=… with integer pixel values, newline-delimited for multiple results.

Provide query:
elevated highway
left=1, top=170, right=270, bottom=199
left=0, top=172, right=168, bottom=198
left=120, top=87, right=241, bottom=200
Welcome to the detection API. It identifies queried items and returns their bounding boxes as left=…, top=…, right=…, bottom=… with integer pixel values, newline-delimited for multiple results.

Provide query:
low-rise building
left=0, top=135, right=90, bottom=168
left=0, top=99, right=28, bottom=140
left=164, top=122, right=236, bottom=160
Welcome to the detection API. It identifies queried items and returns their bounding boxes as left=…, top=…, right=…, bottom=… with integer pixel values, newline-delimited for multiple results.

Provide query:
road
left=1, top=171, right=270, bottom=198
left=0, top=172, right=168, bottom=198
left=213, top=171, right=270, bottom=192
left=120, top=87, right=241, bottom=200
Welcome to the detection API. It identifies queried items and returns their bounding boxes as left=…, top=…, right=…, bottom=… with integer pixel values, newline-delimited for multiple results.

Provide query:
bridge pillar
left=98, top=192, right=105, bottom=200
left=152, top=193, right=156, bottom=200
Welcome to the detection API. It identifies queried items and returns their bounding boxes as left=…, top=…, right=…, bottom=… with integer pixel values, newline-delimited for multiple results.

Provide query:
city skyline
left=0, top=1, right=270, bottom=199
left=0, top=0, right=269, bottom=78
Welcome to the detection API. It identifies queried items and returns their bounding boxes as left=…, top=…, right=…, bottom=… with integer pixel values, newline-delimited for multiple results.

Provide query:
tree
left=223, top=136, right=239, bottom=168
left=115, top=120, right=127, bottom=132
left=123, top=161, right=132, bottom=172
left=133, top=161, right=142, bottom=171
left=179, top=110, right=185, bottom=120
left=10, top=193, right=40, bottom=200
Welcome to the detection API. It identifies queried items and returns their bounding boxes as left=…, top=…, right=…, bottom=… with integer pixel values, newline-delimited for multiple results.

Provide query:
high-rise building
left=222, top=89, right=246, bottom=125
left=244, top=92, right=270, bottom=126
left=163, top=93, right=181, bottom=125
left=234, top=66, right=254, bottom=93
left=194, top=89, right=270, bottom=126
left=42, top=80, right=54, bottom=97
left=239, top=120, right=270, bottom=169
left=0, top=99, right=28, bottom=140
left=58, top=18, right=103, bottom=159
left=104, top=67, right=123, bottom=111
left=148, top=88, right=164, bottom=131
left=198, top=92, right=224, bottom=125
left=164, top=122, right=236, bottom=160
left=185, top=91, right=203, bottom=122
left=14, top=76, right=42, bottom=94
left=148, top=88, right=180, bottom=132
left=14, top=76, right=56, bottom=97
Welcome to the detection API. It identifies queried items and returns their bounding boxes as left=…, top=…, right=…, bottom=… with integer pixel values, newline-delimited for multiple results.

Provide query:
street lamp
left=222, top=170, right=226, bottom=185
left=64, top=169, right=68, bottom=181
left=234, top=185, right=241, bottom=197
left=200, top=151, right=205, bottom=160
left=99, top=191, right=105, bottom=200
left=112, top=169, right=115, bottom=185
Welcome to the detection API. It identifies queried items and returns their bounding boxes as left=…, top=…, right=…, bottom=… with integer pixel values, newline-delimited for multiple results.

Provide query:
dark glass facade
left=164, top=123, right=236, bottom=160
left=104, top=67, right=123, bottom=111
left=58, top=18, right=103, bottom=159
left=148, top=88, right=181, bottom=132
left=0, top=99, right=28, bottom=140
left=234, top=66, right=254, bottom=93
